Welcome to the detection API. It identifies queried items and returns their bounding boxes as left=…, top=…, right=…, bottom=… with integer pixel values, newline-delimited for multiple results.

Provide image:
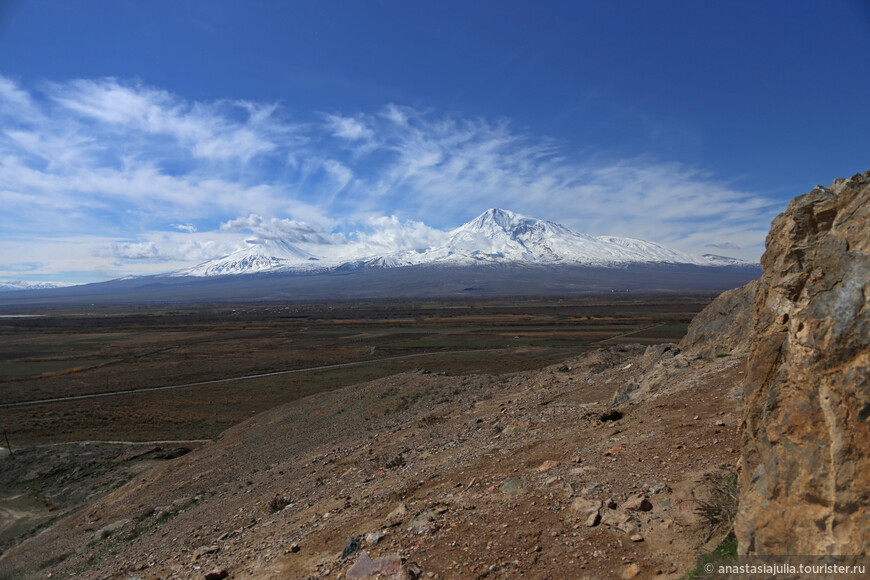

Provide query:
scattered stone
left=365, top=531, right=386, bottom=546
left=407, top=510, right=436, bottom=531
left=602, top=511, right=635, bottom=535
left=341, top=535, right=364, bottom=559
left=204, top=570, right=228, bottom=580
left=604, top=444, right=625, bottom=456
left=570, top=498, right=603, bottom=527
left=94, top=519, right=130, bottom=541
left=647, top=483, right=669, bottom=495
left=623, top=563, right=642, bottom=579
left=537, top=460, right=559, bottom=471
left=498, top=477, right=527, bottom=495
left=623, top=494, right=652, bottom=512
left=630, top=534, right=644, bottom=542
left=643, top=343, right=680, bottom=365
left=402, top=562, right=423, bottom=579
left=192, top=545, right=220, bottom=562
left=288, top=542, right=300, bottom=553
left=385, top=503, right=408, bottom=527
left=581, top=482, right=602, bottom=495
left=346, top=551, right=403, bottom=579
left=501, top=421, right=534, bottom=435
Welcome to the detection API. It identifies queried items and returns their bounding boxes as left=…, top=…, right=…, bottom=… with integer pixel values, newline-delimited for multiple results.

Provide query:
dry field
left=1, top=294, right=712, bottom=445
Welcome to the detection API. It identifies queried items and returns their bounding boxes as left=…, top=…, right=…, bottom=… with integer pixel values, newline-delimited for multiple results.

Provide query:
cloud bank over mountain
left=0, top=75, right=778, bottom=283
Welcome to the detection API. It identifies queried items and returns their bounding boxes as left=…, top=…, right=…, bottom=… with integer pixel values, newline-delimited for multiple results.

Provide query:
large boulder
left=679, top=280, right=756, bottom=358
left=736, top=172, right=870, bottom=555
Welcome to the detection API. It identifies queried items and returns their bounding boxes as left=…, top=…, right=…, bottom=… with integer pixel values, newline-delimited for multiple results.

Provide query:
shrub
left=696, top=472, right=738, bottom=531
left=267, top=494, right=292, bottom=512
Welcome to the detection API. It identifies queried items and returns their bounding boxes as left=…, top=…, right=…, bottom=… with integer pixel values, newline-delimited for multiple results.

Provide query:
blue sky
left=0, top=0, right=868, bottom=283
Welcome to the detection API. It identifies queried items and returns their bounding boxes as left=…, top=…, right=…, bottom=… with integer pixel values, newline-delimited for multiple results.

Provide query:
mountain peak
left=170, top=208, right=749, bottom=277
left=462, top=208, right=527, bottom=233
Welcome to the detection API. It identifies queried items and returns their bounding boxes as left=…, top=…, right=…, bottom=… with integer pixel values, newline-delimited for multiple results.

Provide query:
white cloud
left=353, top=216, right=449, bottom=253
left=325, top=114, right=373, bottom=141
left=89, top=230, right=243, bottom=270
left=0, top=76, right=40, bottom=122
left=46, top=78, right=302, bottom=163
left=221, top=215, right=343, bottom=245
left=321, top=159, right=354, bottom=191
left=705, top=242, right=741, bottom=250
left=381, top=103, right=410, bottom=126
left=0, top=74, right=782, bottom=282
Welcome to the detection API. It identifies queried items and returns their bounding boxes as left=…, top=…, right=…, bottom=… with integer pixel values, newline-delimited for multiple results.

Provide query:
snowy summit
left=173, top=209, right=748, bottom=277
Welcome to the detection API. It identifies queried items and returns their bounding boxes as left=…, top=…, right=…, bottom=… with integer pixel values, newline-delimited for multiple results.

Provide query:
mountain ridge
left=172, top=208, right=751, bottom=277
left=0, top=280, right=75, bottom=292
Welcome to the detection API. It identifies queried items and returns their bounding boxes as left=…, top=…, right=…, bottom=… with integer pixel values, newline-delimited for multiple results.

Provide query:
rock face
left=737, top=172, right=870, bottom=555
left=678, top=280, right=757, bottom=358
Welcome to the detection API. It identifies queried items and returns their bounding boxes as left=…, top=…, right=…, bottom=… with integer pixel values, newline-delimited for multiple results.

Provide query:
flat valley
left=1, top=294, right=710, bottom=444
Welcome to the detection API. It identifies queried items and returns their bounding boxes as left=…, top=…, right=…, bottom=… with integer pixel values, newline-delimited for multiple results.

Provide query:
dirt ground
left=1, top=335, right=743, bottom=579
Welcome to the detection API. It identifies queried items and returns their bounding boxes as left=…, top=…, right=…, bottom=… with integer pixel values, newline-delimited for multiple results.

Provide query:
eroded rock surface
left=679, top=280, right=756, bottom=358
left=737, top=171, right=870, bottom=555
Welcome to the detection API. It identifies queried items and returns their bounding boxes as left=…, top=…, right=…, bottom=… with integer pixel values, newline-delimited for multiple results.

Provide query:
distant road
left=3, top=327, right=666, bottom=410
left=16, top=439, right=212, bottom=450
left=2, top=347, right=527, bottom=409
left=593, top=323, right=663, bottom=344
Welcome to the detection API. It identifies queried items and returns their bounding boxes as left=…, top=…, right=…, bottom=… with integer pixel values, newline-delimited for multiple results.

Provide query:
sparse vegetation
left=684, top=532, right=738, bottom=579
left=268, top=494, right=292, bottom=513
left=385, top=453, right=406, bottom=469
left=696, top=471, right=738, bottom=532
left=600, top=409, right=624, bottom=422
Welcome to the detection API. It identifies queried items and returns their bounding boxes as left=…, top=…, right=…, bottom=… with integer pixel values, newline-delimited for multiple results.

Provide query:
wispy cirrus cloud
left=324, top=113, right=374, bottom=142
left=0, top=74, right=780, bottom=282
left=46, top=78, right=299, bottom=162
left=221, top=215, right=343, bottom=245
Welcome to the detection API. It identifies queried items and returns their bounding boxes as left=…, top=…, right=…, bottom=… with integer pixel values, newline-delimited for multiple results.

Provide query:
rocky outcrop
left=612, top=279, right=758, bottom=407
left=611, top=343, right=689, bottom=406
left=679, top=280, right=756, bottom=358
left=737, top=172, right=870, bottom=555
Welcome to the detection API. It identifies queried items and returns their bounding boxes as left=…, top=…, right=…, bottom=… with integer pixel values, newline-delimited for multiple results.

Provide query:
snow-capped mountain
left=175, top=238, right=321, bottom=276
left=384, top=208, right=727, bottom=268
left=172, top=209, right=749, bottom=277
left=0, top=280, right=76, bottom=292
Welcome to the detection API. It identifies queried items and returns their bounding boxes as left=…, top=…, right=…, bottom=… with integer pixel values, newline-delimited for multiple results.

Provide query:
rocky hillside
left=737, top=171, right=870, bottom=555
left=1, top=341, right=746, bottom=578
